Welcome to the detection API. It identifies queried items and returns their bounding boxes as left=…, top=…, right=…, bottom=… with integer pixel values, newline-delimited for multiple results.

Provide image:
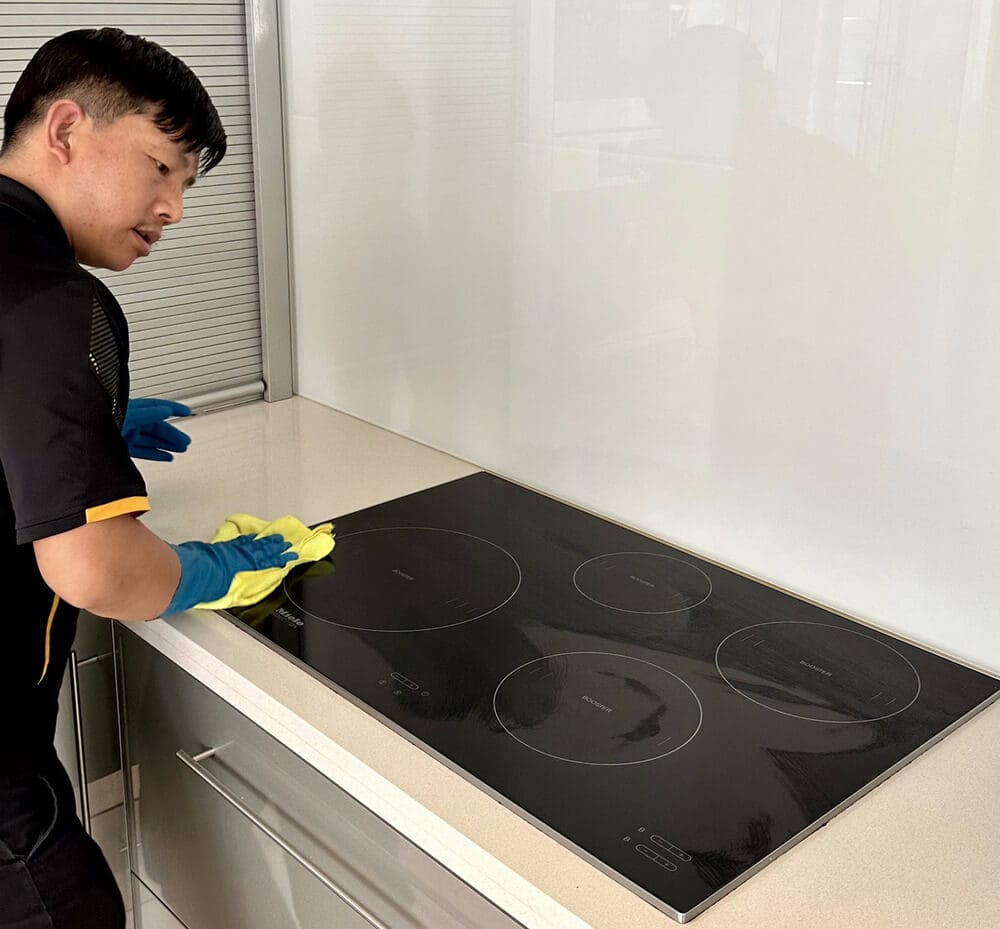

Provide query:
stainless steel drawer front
left=175, top=747, right=389, bottom=929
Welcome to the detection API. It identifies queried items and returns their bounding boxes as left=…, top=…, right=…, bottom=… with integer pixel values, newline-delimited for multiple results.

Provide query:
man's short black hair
left=2, top=27, right=226, bottom=173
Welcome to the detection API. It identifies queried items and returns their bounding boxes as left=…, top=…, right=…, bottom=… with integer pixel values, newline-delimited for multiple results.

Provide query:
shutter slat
left=0, top=15, right=246, bottom=28
left=133, top=308, right=260, bottom=340
left=187, top=179, right=255, bottom=197
left=124, top=241, right=256, bottom=272
left=113, top=251, right=258, bottom=288
left=132, top=364, right=263, bottom=397
left=133, top=324, right=261, bottom=357
left=157, top=210, right=257, bottom=237
left=154, top=226, right=257, bottom=249
left=0, top=24, right=246, bottom=38
left=150, top=229, right=257, bottom=254
left=116, top=251, right=257, bottom=283
left=178, top=196, right=257, bottom=218
left=124, top=281, right=258, bottom=310
left=136, top=341, right=262, bottom=372
left=112, top=269, right=258, bottom=300
left=0, top=36, right=247, bottom=50
left=130, top=290, right=258, bottom=322
left=191, top=192, right=259, bottom=215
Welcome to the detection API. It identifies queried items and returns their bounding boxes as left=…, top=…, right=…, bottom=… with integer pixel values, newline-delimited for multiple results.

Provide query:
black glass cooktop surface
left=226, top=472, right=1000, bottom=923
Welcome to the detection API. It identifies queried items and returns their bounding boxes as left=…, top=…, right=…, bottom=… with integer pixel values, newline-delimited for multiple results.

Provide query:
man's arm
left=33, top=515, right=180, bottom=621
left=33, top=516, right=296, bottom=621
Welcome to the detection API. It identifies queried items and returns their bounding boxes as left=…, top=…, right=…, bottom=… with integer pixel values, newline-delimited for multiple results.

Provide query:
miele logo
left=799, top=659, right=832, bottom=677
left=629, top=575, right=655, bottom=589
left=582, top=695, right=613, bottom=713
left=275, top=608, right=304, bottom=628
left=392, top=568, right=415, bottom=581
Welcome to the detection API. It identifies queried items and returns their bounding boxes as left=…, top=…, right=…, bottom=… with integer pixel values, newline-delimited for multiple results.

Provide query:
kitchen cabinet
left=53, top=611, right=130, bottom=910
left=115, top=624, right=526, bottom=929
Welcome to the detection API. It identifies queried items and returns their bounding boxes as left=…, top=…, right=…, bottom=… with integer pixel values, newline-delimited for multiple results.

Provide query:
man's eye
left=155, top=160, right=169, bottom=176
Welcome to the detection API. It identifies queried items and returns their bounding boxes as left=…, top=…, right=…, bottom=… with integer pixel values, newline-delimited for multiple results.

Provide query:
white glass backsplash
left=281, top=0, right=1000, bottom=672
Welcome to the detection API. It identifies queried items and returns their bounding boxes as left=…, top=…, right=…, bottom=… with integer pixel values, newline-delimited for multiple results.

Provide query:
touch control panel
left=625, top=827, right=692, bottom=873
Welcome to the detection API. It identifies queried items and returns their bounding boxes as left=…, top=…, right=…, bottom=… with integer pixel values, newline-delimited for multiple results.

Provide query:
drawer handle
left=68, top=650, right=92, bottom=835
left=176, top=749, right=392, bottom=929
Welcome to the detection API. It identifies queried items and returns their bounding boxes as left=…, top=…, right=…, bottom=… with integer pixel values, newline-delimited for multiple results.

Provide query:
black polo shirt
left=0, top=174, right=150, bottom=779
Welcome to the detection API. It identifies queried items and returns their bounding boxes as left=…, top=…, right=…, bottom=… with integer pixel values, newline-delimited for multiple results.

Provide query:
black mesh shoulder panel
left=88, top=292, right=126, bottom=428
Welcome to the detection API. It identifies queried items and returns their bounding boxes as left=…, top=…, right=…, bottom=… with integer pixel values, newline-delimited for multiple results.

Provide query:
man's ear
left=43, top=99, right=86, bottom=166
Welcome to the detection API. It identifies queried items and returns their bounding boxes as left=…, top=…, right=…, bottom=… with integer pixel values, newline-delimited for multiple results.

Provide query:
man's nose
left=156, top=185, right=185, bottom=225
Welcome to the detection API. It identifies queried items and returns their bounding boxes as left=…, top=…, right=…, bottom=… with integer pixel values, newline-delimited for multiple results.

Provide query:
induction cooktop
left=225, top=472, right=1000, bottom=923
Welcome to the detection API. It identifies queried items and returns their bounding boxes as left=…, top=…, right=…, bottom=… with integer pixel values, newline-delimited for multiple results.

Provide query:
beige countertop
left=131, top=396, right=1000, bottom=929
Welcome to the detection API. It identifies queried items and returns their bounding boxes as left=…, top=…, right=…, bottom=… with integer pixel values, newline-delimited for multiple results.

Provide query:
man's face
left=62, top=111, right=198, bottom=271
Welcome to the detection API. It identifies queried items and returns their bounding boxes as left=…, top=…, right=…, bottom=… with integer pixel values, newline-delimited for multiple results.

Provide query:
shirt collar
left=0, top=173, right=74, bottom=259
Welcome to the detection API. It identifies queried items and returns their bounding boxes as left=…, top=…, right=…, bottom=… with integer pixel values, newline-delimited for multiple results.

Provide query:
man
left=0, top=28, right=292, bottom=927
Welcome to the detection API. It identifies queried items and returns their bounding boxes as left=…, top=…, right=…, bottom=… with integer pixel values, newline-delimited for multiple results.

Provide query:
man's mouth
left=132, top=227, right=160, bottom=254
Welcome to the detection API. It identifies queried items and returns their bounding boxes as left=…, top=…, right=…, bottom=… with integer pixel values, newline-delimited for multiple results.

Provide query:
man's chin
left=78, top=251, right=135, bottom=272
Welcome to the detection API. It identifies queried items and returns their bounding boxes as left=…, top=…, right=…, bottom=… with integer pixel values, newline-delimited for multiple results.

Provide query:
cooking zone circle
left=573, top=552, right=712, bottom=614
left=715, top=622, right=921, bottom=723
left=493, top=652, right=703, bottom=765
left=284, top=527, right=521, bottom=632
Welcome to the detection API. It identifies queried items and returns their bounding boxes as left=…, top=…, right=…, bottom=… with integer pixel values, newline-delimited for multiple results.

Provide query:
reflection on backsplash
left=284, top=0, right=1000, bottom=670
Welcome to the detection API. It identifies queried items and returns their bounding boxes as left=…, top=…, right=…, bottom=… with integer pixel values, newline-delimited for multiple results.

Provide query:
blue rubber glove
left=164, top=534, right=296, bottom=615
left=122, top=398, right=192, bottom=461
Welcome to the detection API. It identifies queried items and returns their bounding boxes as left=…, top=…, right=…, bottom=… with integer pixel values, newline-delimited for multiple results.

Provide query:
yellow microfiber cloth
left=194, top=514, right=335, bottom=610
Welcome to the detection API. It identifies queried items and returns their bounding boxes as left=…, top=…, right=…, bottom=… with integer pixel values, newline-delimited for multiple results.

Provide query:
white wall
left=280, top=0, right=1000, bottom=673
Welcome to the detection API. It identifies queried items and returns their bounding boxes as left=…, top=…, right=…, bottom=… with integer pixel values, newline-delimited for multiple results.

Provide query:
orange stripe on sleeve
left=85, top=496, right=151, bottom=523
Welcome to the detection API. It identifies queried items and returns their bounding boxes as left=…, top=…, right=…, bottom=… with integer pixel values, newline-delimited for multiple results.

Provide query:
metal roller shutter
left=0, top=1, right=265, bottom=406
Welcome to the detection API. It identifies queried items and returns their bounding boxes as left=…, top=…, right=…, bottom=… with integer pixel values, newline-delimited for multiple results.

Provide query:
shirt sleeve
left=0, top=278, right=149, bottom=544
